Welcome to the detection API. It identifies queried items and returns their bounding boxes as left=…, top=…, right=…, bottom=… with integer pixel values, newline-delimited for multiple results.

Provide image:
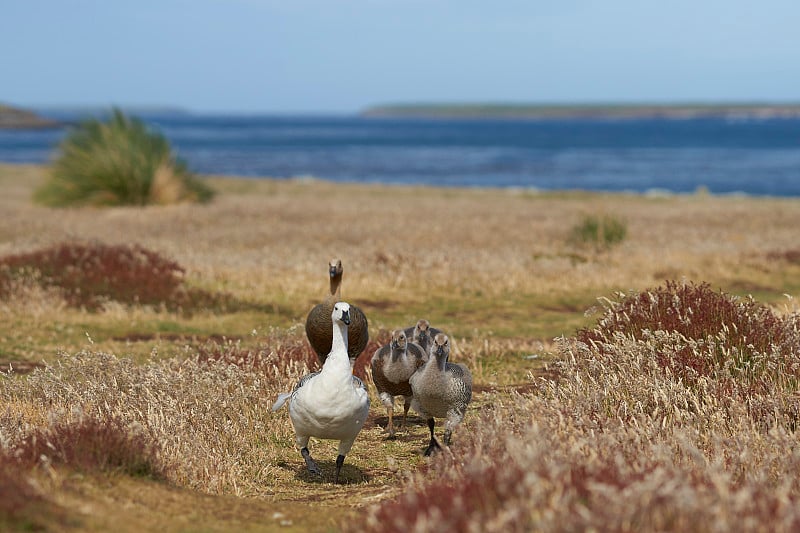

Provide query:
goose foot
left=423, top=437, right=442, bottom=457
left=301, top=447, right=321, bottom=476
left=423, top=417, right=441, bottom=456
left=334, top=454, right=345, bottom=484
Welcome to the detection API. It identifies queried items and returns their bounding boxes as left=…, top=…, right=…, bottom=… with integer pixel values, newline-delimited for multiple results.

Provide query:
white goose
left=272, top=302, right=370, bottom=483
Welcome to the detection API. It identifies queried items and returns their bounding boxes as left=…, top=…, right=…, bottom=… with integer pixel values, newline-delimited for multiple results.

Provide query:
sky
left=2, top=0, right=799, bottom=113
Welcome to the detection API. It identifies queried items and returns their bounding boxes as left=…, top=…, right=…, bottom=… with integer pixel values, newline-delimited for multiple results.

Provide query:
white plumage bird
left=272, top=301, right=370, bottom=483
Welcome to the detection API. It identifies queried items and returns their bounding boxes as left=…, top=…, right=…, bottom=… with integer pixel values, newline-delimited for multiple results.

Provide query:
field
left=3, top=163, right=800, bottom=531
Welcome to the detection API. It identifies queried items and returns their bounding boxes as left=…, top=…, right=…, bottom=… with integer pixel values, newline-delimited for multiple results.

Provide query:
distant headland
left=0, top=104, right=61, bottom=129
left=360, top=102, right=800, bottom=120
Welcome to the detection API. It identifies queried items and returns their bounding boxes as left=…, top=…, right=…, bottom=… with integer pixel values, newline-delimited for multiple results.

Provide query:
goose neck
left=329, top=274, right=343, bottom=298
left=329, top=320, right=349, bottom=361
left=390, top=347, right=404, bottom=362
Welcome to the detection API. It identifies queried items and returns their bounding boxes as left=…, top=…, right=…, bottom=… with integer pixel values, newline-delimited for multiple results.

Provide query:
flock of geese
left=272, top=259, right=473, bottom=484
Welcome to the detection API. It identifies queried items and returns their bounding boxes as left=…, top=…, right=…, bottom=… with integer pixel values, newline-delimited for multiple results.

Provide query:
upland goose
left=403, top=319, right=442, bottom=357
left=370, top=329, right=428, bottom=438
left=305, top=259, right=369, bottom=366
left=409, top=333, right=472, bottom=456
left=273, top=302, right=370, bottom=483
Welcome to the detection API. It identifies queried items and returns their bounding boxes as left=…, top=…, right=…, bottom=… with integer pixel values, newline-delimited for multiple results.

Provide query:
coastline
left=0, top=104, right=61, bottom=129
left=360, top=102, right=800, bottom=120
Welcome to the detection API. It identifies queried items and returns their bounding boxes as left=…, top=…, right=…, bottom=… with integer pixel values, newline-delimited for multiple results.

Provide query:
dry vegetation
left=3, top=163, right=800, bottom=531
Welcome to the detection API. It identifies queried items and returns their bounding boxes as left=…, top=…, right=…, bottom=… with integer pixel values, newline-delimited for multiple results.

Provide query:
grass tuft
left=35, top=108, right=214, bottom=206
left=570, top=213, right=627, bottom=248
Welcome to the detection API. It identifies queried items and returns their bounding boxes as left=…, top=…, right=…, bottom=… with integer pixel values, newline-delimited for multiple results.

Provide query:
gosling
left=370, top=329, right=428, bottom=438
left=403, top=319, right=442, bottom=357
left=409, top=333, right=472, bottom=456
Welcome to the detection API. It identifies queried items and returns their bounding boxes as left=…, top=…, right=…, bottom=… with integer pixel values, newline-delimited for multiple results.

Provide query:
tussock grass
left=35, top=109, right=213, bottom=206
left=570, top=213, right=628, bottom=248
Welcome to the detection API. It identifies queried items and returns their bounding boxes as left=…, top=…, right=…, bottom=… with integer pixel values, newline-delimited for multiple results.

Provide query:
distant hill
left=361, top=103, right=800, bottom=120
left=0, top=104, right=61, bottom=129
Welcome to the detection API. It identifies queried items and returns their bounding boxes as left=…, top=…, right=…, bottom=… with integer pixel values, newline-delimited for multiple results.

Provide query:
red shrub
left=576, top=280, right=800, bottom=380
left=0, top=242, right=183, bottom=309
left=0, top=242, right=245, bottom=313
left=12, top=415, right=165, bottom=478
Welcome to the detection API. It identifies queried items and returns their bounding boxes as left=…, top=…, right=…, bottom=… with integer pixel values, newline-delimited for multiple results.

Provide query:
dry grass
left=4, top=163, right=800, bottom=530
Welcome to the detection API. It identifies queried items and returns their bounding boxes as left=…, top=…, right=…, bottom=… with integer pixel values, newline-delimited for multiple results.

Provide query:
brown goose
left=370, top=329, right=428, bottom=438
left=403, top=319, right=442, bottom=357
left=409, top=333, right=472, bottom=456
left=305, top=259, right=369, bottom=366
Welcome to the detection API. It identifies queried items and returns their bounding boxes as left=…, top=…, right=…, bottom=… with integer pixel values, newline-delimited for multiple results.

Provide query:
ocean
left=2, top=113, right=800, bottom=196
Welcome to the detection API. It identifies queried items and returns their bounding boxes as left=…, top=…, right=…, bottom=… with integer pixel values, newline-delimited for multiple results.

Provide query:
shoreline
left=360, top=102, right=800, bottom=120
left=4, top=162, right=797, bottom=201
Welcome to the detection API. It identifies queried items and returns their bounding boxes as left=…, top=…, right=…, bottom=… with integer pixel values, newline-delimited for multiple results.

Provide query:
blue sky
left=2, top=0, right=798, bottom=113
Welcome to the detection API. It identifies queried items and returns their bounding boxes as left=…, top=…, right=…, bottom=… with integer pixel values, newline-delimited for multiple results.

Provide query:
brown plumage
left=305, top=258, right=369, bottom=365
left=370, top=329, right=428, bottom=438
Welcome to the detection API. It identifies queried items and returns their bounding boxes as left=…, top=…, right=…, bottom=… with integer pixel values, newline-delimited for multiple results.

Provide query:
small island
left=0, top=104, right=61, bottom=129
left=361, top=102, right=800, bottom=120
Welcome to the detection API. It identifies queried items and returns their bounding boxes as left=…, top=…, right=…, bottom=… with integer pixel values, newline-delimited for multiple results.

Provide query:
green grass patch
left=570, top=213, right=628, bottom=248
left=35, top=108, right=214, bottom=206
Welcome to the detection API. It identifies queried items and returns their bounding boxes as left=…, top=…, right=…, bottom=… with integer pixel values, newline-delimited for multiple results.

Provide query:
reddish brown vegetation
left=0, top=456, right=50, bottom=526
left=0, top=242, right=243, bottom=313
left=577, top=280, right=800, bottom=383
left=768, top=248, right=800, bottom=265
left=11, top=415, right=166, bottom=478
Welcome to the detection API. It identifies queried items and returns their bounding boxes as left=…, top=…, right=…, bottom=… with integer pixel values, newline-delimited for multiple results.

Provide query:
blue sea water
left=2, top=113, right=800, bottom=196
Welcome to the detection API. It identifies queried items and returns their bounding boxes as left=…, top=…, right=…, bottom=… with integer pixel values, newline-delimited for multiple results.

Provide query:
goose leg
left=334, top=454, right=345, bottom=484
left=400, top=397, right=411, bottom=430
left=301, top=447, right=321, bottom=476
left=423, top=418, right=441, bottom=456
left=386, top=404, right=396, bottom=439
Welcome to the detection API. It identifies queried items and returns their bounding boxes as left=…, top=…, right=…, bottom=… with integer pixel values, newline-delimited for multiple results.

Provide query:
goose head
left=329, top=258, right=343, bottom=279
left=414, top=319, right=431, bottom=342
left=327, top=259, right=344, bottom=297
left=332, top=301, right=351, bottom=326
left=432, top=333, right=450, bottom=364
left=390, top=329, right=408, bottom=351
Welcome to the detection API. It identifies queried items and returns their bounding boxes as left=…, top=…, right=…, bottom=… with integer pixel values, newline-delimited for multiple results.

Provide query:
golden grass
left=3, top=163, right=800, bottom=530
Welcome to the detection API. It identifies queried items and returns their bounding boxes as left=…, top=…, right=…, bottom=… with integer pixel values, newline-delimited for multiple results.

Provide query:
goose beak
left=342, top=310, right=351, bottom=325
